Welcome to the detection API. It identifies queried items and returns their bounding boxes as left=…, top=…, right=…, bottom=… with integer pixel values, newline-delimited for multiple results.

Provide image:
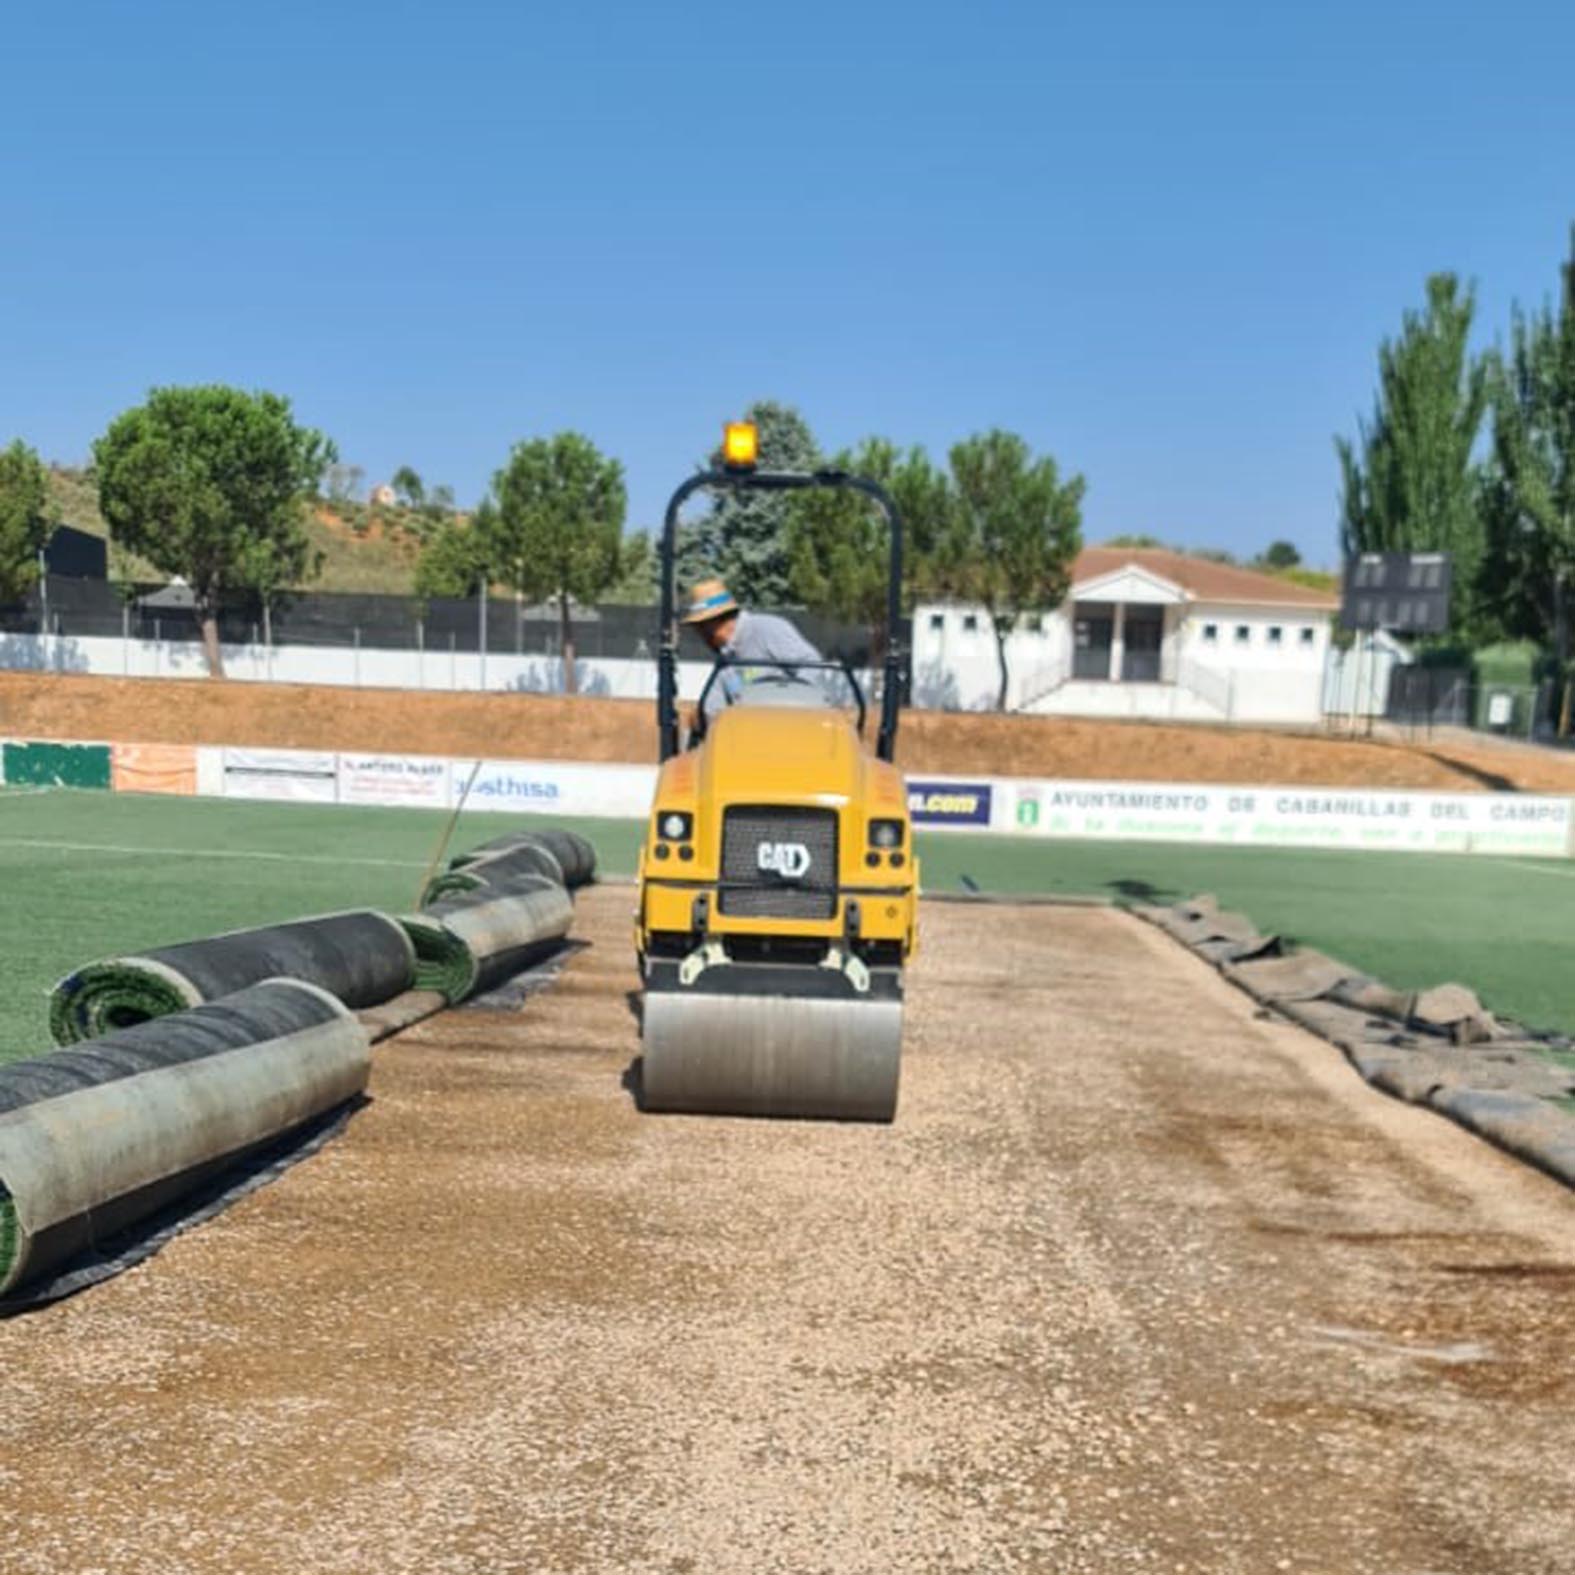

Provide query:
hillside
left=46, top=466, right=424, bottom=595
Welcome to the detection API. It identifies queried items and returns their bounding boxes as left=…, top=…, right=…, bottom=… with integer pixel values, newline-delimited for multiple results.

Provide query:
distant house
left=913, top=547, right=1338, bottom=723
left=369, top=482, right=398, bottom=507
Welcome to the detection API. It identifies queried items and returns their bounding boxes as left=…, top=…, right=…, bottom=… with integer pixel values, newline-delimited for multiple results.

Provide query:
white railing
left=1014, top=651, right=1071, bottom=711
left=1175, top=657, right=1233, bottom=717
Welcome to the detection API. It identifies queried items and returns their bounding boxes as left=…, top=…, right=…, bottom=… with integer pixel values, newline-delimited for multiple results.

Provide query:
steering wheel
left=687, top=657, right=867, bottom=749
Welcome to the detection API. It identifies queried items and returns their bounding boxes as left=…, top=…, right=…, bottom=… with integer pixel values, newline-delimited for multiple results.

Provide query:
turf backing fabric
left=447, top=829, right=598, bottom=889
left=0, top=978, right=369, bottom=1303
left=50, top=910, right=417, bottom=1044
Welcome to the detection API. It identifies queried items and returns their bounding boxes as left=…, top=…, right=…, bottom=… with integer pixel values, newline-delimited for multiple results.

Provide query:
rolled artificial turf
left=399, top=879, right=575, bottom=1003
left=50, top=911, right=417, bottom=1045
left=0, top=978, right=370, bottom=1302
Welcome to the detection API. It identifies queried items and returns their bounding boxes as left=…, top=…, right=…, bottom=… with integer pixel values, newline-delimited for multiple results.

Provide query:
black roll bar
left=656, top=468, right=906, bottom=763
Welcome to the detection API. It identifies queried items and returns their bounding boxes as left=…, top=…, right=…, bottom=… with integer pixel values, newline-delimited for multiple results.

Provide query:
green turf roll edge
left=0, top=1193, right=18, bottom=1288
left=48, top=964, right=197, bottom=1047
left=398, top=916, right=478, bottom=1004
left=420, top=868, right=487, bottom=905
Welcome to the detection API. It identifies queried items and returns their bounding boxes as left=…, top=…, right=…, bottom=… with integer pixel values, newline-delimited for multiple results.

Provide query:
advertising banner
left=905, top=779, right=994, bottom=827
left=222, top=747, right=338, bottom=803
left=112, top=742, right=197, bottom=796
left=1001, top=779, right=1574, bottom=857
left=454, top=759, right=657, bottom=819
left=338, top=753, right=451, bottom=809
left=1, top=741, right=112, bottom=790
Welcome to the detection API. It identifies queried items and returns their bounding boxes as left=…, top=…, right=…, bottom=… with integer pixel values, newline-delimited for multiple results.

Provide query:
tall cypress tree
left=1336, top=274, right=1489, bottom=628
left=1483, top=228, right=1575, bottom=674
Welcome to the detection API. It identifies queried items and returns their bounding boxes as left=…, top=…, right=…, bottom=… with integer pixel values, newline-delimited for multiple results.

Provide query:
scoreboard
left=1340, top=551, right=1452, bottom=634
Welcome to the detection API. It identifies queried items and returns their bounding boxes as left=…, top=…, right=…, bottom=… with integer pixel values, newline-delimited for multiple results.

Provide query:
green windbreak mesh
left=49, top=965, right=191, bottom=1046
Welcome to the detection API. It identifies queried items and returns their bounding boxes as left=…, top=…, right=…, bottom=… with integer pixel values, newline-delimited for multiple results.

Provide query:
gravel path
left=3, top=887, right=1573, bottom=1573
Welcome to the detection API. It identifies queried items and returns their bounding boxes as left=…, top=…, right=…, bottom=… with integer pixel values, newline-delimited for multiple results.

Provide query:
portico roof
left=1072, top=547, right=1338, bottom=610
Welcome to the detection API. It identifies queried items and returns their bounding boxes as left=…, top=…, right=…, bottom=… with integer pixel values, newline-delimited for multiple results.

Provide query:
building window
left=1201, top=623, right=1218, bottom=644
left=1300, top=626, right=1316, bottom=645
left=928, top=612, right=945, bottom=631
left=1026, top=613, right=1043, bottom=633
left=962, top=613, right=979, bottom=632
left=1267, top=625, right=1283, bottom=646
left=1234, top=625, right=1251, bottom=644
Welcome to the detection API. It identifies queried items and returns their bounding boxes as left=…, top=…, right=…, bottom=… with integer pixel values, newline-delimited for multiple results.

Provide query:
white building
left=913, top=547, right=1338, bottom=723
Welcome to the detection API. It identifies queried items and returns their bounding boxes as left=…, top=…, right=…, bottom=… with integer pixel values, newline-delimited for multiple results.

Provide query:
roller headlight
left=658, top=810, right=693, bottom=842
left=869, top=819, right=904, bottom=850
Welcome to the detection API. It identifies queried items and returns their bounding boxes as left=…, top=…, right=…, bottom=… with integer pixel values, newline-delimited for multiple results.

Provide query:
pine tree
left=677, top=400, right=820, bottom=606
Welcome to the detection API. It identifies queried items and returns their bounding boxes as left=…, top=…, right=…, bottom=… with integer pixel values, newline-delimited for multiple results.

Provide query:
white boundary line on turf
left=1490, top=856, right=1575, bottom=883
left=0, top=837, right=427, bottom=870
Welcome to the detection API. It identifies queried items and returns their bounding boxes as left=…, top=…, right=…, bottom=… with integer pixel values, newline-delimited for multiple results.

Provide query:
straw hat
left=680, top=578, right=740, bottom=624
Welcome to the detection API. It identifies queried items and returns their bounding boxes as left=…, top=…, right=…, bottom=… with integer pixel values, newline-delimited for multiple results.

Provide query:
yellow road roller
left=636, top=422, right=918, bottom=1120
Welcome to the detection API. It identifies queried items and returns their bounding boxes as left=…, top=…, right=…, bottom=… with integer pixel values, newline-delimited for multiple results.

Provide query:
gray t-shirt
left=705, top=609, right=824, bottom=715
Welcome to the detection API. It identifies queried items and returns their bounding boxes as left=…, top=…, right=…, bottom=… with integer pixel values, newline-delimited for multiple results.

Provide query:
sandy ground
left=6, top=669, right=1575, bottom=790
left=3, top=889, right=1574, bottom=1574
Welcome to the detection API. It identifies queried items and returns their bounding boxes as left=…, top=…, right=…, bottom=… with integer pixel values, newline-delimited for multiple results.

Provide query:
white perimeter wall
left=2, top=631, right=728, bottom=702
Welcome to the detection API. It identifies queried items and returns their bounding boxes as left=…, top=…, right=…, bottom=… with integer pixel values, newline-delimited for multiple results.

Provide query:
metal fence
left=0, top=576, right=883, bottom=665
left=1384, top=667, right=1565, bottom=743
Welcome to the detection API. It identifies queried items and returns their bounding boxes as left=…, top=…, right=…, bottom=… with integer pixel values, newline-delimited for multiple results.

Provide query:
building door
left=1073, top=607, right=1113, bottom=679
left=1122, top=611, right=1163, bottom=681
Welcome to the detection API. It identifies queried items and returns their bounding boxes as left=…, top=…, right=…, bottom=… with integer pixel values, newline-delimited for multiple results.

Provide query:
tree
left=0, top=440, right=53, bottom=604
left=391, top=465, right=426, bottom=510
left=946, top=430, right=1085, bottom=710
left=786, top=438, right=954, bottom=670
left=478, top=432, right=627, bottom=693
left=414, top=506, right=494, bottom=601
left=325, top=462, right=365, bottom=506
left=1483, top=228, right=1575, bottom=682
left=93, top=386, right=335, bottom=676
left=1258, top=539, right=1302, bottom=570
left=679, top=400, right=821, bottom=604
left=1336, top=273, right=1490, bottom=627
left=1104, top=532, right=1164, bottom=549
left=605, top=529, right=657, bottom=604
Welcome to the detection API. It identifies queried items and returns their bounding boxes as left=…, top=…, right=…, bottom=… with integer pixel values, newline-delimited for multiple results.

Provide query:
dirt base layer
left=2, top=888, right=1573, bottom=1574
left=4, top=669, right=1575, bottom=790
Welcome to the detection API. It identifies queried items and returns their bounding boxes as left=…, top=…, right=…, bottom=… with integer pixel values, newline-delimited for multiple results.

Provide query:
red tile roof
left=1073, top=547, right=1338, bottom=608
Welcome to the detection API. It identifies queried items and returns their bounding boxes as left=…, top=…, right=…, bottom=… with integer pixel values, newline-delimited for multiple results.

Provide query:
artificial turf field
left=1, top=785, right=1570, bottom=1058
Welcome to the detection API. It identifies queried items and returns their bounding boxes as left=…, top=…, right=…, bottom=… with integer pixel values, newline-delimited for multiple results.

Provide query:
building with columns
left=911, top=546, right=1338, bottom=722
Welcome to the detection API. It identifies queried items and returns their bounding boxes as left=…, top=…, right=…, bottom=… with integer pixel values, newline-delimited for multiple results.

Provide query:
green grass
left=1, top=790, right=1571, bottom=1061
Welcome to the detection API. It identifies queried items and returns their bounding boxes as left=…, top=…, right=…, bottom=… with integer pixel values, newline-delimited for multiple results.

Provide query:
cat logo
left=756, top=841, right=813, bottom=881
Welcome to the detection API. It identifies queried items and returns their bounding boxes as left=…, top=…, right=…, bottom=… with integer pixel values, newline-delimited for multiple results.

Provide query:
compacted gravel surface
left=3, top=887, right=1573, bottom=1573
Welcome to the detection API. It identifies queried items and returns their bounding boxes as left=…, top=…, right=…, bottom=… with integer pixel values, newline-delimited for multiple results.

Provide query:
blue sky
left=4, top=1, right=1573, bottom=567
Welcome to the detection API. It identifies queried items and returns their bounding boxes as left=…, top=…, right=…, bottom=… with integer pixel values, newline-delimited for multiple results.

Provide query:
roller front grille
left=719, top=806, right=838, bottom=921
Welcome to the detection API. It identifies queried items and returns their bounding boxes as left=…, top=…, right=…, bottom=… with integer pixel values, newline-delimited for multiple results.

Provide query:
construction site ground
left=3, top=886, right=1573, bottom=1575
left=5, top=669, right=1575, bottom=791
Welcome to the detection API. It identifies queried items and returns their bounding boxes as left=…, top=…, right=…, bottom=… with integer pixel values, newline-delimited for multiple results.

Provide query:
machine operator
left=681, top=578, right=824, bottom=717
